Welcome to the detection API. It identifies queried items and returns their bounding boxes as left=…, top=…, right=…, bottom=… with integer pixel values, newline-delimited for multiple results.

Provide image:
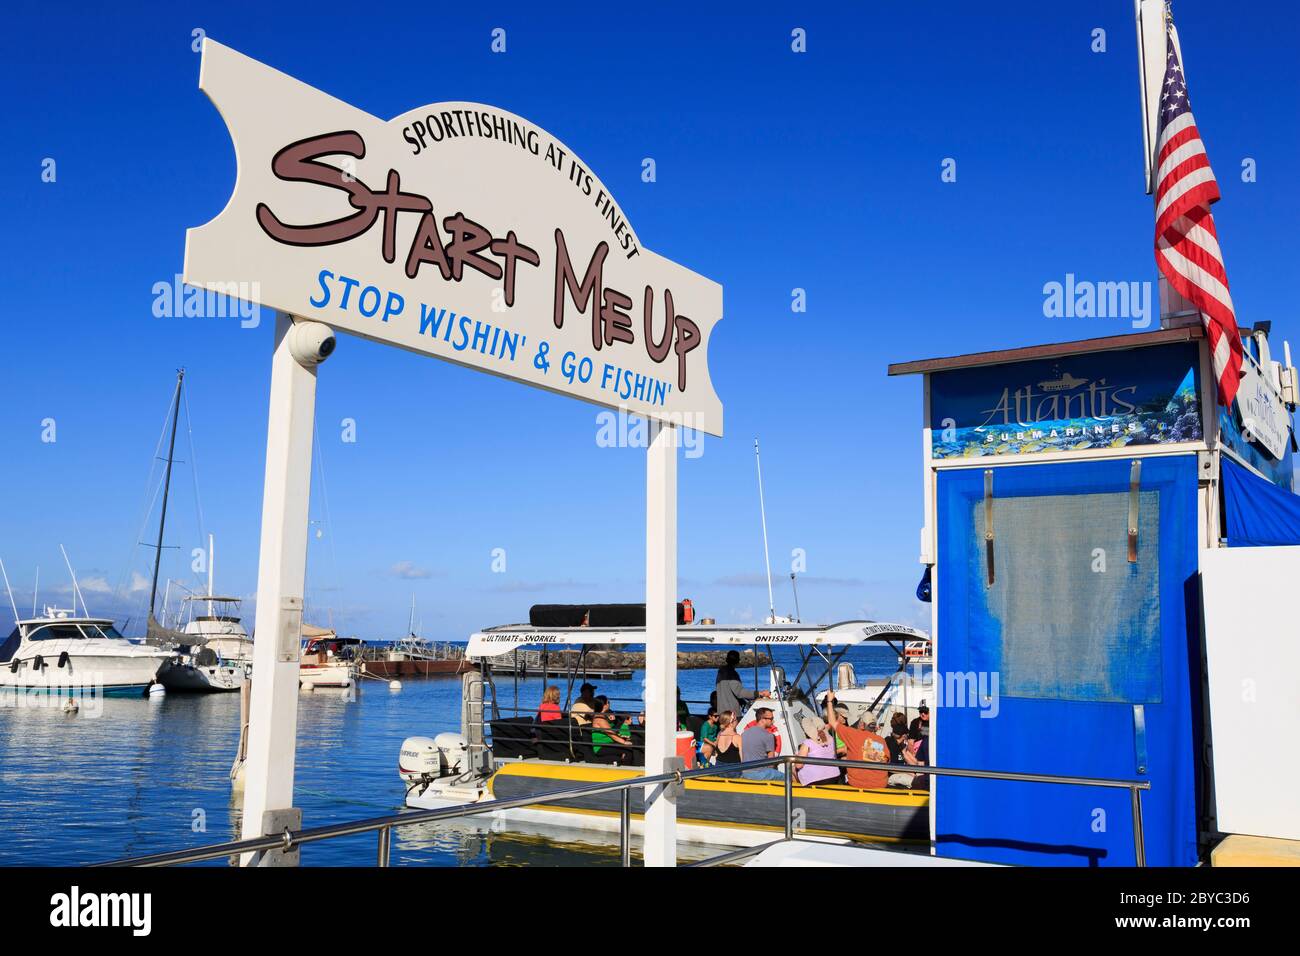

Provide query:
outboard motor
left=399, top=736, right=440, bottom=784
left=398, top=733, right=470, bottom=784
left=835, top=663, right=857, bottom=690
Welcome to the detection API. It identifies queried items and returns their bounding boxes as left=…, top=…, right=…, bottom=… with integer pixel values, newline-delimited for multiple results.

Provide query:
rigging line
left=310, top=417, right=341, bottom=630
left=111, top=389, right=180, bottom=618
left=183, top=384, right=207, bottom=585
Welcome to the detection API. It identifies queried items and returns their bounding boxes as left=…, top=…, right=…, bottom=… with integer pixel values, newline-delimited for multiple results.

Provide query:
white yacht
left=157, top=594, right=252, bottom=693
left=0, top=607, right=172, bottom=698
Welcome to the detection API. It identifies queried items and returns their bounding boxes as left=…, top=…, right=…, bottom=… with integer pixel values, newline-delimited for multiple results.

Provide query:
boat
left=0, top=606, right=172, bottom=698
left=398, top=611, right=934, bottom=849
left=357, top=638, right=473, bottom=678
left=353, top=599, right=472, bottom=678
left=299, top=625, right=359, bottom=688
left=157, top=592, right=252, bottom=692
left=154, top=535, right=253, bottom=692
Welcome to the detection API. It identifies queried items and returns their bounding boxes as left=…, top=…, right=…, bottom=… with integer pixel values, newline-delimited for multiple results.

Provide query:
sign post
left=240, top=314, right=331, bottom=865
left=184, top=38, right=722, bottom=867
left=643, top=419, right=678, bottom=867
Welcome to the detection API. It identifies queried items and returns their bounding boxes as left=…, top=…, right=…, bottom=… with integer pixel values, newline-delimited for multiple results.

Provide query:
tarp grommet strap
left=1132, top=704, right=1148, bottom=775
left=1128, top=459, right=1142, bottom=563
left=983, top=469, right=995, bottom=587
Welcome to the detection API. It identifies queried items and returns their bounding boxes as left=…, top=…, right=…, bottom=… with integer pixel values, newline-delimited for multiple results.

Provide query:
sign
left=929, top=342, right=1201, bottom=460
left=184, top=40, right=724, bottom=436
left=1219, top=353, right=1295, bottom=490
left=1235, top=355, right=1290, bottom=460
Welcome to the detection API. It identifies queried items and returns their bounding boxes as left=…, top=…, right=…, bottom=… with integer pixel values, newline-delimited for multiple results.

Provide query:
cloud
left=128, top=572, right=150, bottom=593
left=389, top=561, right=435, bottom=580
left=78, top=576, right=113, bottom=594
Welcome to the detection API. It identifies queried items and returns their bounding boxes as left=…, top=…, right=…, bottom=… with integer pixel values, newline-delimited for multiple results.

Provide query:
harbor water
left=0, top=644, right=904, bottom=866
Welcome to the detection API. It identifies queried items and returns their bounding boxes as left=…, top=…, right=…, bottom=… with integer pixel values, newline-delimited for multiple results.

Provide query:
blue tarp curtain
left=1222, top=455, right=1300, bottom=547
left=935, top=455, right=1200, bottom=867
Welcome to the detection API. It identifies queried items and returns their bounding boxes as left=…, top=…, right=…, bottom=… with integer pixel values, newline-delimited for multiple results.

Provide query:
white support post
left=643, top=418, right=678, bottom=868
left=240, top=314, right=320, bottom=865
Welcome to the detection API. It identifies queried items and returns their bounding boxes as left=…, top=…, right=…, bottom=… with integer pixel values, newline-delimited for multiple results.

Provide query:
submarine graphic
left=1037, top=372, right=1089, bottom=392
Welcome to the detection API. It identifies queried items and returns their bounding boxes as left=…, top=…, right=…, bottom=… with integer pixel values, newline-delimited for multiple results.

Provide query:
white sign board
left=1236, top=356, right=1289, bottom=460
left=1201, top=545, right=1300, bottom=842
left=185, top=40, right=724, bottom=436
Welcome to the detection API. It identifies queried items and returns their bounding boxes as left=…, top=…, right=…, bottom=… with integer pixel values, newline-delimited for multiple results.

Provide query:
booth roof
left=465, top=620, right=929, bottom=658
left=887, top=325, right=1206, bottom=377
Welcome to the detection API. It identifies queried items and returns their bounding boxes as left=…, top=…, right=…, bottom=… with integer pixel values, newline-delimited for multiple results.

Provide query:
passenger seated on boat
left=590, top=696, right=635, bottom=765
left=825, top=690, right=889, bottom=790
left=538, top=685, right=563, bottom=722
left=713, top=711, right=743, bottom=767
left=885, top=712, right=910, bottom=764
left=794, top=716, right=840, bottom=787
left=909, top=704, right=930, bottom=738
left=906, top=729, right=930, bottom=791
left=884, top=713, right=917, bottom=788
left=697, top=709, right=720, bottom=762
left=570, top=682, right=598, bottom=725
left=740, top=707, right=784, bottom=780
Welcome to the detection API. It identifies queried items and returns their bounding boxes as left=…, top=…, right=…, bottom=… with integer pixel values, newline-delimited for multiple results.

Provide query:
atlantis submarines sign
left=929, top=342, right=1202, bottom=459
left=184, top=40, right=724, bottom=436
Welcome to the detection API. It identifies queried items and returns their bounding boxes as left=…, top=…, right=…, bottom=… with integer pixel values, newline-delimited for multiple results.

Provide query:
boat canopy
left=465, top=620, right=929, bottom=659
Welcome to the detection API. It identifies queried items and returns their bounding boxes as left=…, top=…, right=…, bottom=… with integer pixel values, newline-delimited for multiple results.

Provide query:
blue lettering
left=453, top=314, right=472, bottom=351
left=382, top=291, right=404, bottom=323
left=337, top=275, right=360, bottom=309
left=309, top=269, right=334, bottom=308
left=358, top=285, right=381, bottom=317
left=500, top=330, right=519, bottom=361
left=419, top=304, right=447, bottom=337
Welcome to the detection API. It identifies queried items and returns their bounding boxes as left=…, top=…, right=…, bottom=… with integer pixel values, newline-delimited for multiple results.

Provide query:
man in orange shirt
left=824, top=690, right=890, bottom=789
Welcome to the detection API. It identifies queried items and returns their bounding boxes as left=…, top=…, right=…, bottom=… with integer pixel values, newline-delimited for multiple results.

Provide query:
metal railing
left=96, top=754, right=1150, bottom=868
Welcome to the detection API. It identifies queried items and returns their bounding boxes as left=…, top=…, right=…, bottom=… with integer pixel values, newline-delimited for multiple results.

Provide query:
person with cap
left=739, top=706, right=784, bottom=780
left=909, top=703, right=930, bottom=738
left=825, top=689, right=890, bottom=790
left=793, top=715, right=840, bottom=787
left=714, top=649, right=769, bottom=719
left=570, top=682, right=598, bottom=725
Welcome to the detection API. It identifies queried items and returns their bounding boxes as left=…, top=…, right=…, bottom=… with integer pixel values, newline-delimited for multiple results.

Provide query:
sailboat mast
left=754, top=438, right=776, bottom=623
left=149, top=369, right=185, bottom=617
left=207, top=533, right=215, bottom=617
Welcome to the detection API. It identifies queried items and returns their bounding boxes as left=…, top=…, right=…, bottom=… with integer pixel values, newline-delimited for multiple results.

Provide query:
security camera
left=288, top=321, right=336, bottom=367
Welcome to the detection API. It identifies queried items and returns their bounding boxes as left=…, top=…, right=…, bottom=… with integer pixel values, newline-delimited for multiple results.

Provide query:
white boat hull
left=300, top=662, right=354, bottom=687
left=0, top=641, right=167, bottom=697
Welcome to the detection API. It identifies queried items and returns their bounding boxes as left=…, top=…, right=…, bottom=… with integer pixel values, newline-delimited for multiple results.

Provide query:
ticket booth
left=891, top=324, right=1297, bottom=866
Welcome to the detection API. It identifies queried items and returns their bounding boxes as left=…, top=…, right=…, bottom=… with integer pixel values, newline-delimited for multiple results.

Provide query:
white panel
left=1201, top=546, right=1300, bottom=841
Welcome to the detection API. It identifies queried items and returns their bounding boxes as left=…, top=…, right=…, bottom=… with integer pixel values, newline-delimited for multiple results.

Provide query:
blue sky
left=1, top=2, right=1296, bottom=640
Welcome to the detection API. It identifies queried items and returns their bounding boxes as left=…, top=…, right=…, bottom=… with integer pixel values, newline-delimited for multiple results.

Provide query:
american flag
left=1153, top=13, right=1242, bottom=406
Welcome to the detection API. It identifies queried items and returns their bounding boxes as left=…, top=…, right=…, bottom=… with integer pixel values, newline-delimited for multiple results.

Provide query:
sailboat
left=159, top=536, right=251, bottom=692
left=140, top=371, right=248, bottom=693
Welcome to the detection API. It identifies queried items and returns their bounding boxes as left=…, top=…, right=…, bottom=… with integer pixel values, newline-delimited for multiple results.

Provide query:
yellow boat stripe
left=488, top=762, right=929, bottom=809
